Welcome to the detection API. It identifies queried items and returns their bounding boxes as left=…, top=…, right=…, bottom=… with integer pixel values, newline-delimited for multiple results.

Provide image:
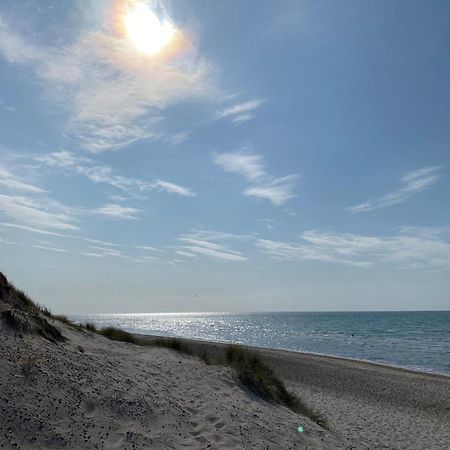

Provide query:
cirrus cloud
left=0, top=11, right=217, bottom=152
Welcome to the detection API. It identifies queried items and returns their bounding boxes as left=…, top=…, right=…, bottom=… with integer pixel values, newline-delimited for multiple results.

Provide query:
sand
left=0, top=320, right=449, bottom=449
left=143, top=336, right=450, bottom=450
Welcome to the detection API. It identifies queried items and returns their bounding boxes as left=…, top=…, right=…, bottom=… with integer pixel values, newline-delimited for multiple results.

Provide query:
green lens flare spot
left=297, top=426, right=304, bottom=433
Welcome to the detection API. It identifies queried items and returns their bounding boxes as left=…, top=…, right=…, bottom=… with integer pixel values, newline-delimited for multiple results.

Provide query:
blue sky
left=0, top=0, right=449, bottom=313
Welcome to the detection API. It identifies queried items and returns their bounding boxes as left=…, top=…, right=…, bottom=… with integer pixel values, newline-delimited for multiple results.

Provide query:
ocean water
left=70, top=311, right=450, bottom=376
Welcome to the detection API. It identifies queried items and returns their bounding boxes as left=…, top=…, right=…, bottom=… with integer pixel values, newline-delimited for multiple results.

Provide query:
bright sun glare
left=124, top=2, right=175, bottom=55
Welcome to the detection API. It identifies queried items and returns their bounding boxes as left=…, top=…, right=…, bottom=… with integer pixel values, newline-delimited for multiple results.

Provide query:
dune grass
left=150, top=337, right=193, bottom=355
left=226, top=344, right=327, bottom=428
left=98, top=326, right=137, bottom=343
left=53, top=314, right=72, bottom=325
left=84, top=322, right=97, bottom=332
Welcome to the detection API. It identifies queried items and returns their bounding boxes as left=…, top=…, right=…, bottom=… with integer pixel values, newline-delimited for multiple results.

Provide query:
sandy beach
left=140, top=335, right=450, bottom=449
left=1, top=312, right=449, bottom=449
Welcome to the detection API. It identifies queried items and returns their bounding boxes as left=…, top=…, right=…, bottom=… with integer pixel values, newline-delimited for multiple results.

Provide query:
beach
left=139, top=335, right=450, bottom=449
left=1, top=313, right=449, bottom=449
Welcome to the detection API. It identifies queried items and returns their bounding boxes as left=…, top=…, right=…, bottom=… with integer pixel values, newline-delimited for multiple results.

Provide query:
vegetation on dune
left=151, top=337, right=193, bottom=355
left=0, top=273, right=65, bottom=343
left=53, top=314, right=72, bottom=325
left=98, top=326, right=137, bottom=343
left=226, top=344, right=327, bottom=428
left=84, top=322, right=97, bottom=332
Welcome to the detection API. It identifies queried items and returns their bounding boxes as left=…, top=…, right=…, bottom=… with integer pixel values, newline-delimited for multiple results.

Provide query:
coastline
left=1, top=319, right=449, bottom=448
left=134, top=332, right=450, bottom=380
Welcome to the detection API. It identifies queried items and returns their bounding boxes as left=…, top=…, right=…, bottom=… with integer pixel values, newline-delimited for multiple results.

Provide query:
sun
left=124, top=2, right=175, bottom=55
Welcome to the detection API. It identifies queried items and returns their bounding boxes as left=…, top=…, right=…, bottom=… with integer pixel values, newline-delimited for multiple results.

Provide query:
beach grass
left=150, top=337, right=193, bottom=355
left=226, top=344, right=327, bottom=428
left=84, top=322, right=97, bottom=332
left=53, top=314, right=72, bottom=325
left=98, top=326, right=137, bottom=343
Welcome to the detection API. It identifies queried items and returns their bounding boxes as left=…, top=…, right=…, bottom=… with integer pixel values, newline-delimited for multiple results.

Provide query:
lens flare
left=124, top=2, right=175, bottom=55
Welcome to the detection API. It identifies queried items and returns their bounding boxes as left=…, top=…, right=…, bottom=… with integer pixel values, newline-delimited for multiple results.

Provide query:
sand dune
left=1, top=322, right=352, bottom=449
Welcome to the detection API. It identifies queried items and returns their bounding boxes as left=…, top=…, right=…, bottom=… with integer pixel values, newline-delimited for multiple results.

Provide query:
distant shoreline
left=71, top=309, right=450, bottom=315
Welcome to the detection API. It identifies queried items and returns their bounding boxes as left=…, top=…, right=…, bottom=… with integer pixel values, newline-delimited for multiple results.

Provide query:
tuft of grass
left=151, top=337, right=193, bottom=355
left=1, top=309, right=33, bottom=333
left=1, top=308, right=65, bottom=342
left=53, top=314, right=72, bottom=325
left=226, top=345, right=327, bottom=428
left=14, top=289, right=35, bottom=309
left=99, top=327, right=137, bottom=344
left=84, top=322, right=97, bottom=332
left=37, top=304, right=52, bottom=317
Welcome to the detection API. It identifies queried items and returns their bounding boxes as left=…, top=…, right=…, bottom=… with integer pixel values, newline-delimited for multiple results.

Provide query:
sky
left=0, top=0, right=449, bottom=314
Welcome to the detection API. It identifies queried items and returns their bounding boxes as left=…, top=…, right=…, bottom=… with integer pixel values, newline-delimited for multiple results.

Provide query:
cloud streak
left=0, top=194, right=79, bottom=231
left=93, top=204, right=141, bottom=220
left=256, top=228, right=450, bottom=270
left=217, top=99, right=264, bottom=124
left=213, top=151, right=297, bottom=205
left=152, top=180, right=195, bottom=197
left=0, top=163, right=45, bottom=193
left=349, top=166, right=444, bottom=214
left=176, top=229, right=249, bottom=261
left=35, top=150, right=195, bottom=198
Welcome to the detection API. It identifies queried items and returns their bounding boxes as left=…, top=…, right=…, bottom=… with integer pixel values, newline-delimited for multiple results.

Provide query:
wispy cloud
left=86, top=245, right=123, bottom=257
left=0, top=221, right=165, bottom=263
left=213, top=150, right=297, bottom=205
left=166, top=130, right=191, bottom=147
left=34, top=150, right=195, bottom=198
left=256, top=228, right=450, bottom=270
left=0, top=12, right=216, bottom=152
left=175, top=229, right=249, bottom=261
left=0, top=222, right=67, bottom=237
left=244, top=175, right=298, bottom=206
left=213, top=152, right=265, bottom=182
left=35, top=150, right=145, bottom=195
left=31, top=244, right=68, bottom=253
left=0, top=221, right=150, bottom=250
left=348, top=166, right=444, bottom=214
left=151, top=180, right=195, bottom=197
left=217, top=99, right=264, bottom=124
left=0, top=194, right=79, bottom=231
left=0, top=163, right=45, bottom=193
left=93, top=203, right=141, bottom=220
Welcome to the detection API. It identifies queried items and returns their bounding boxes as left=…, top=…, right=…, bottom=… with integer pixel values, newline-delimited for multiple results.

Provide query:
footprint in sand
left=215, top=420, right=226, bottom=430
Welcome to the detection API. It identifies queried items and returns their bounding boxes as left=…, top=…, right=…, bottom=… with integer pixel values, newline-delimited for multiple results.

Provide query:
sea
left=70, top=311, right=450, bottom=376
